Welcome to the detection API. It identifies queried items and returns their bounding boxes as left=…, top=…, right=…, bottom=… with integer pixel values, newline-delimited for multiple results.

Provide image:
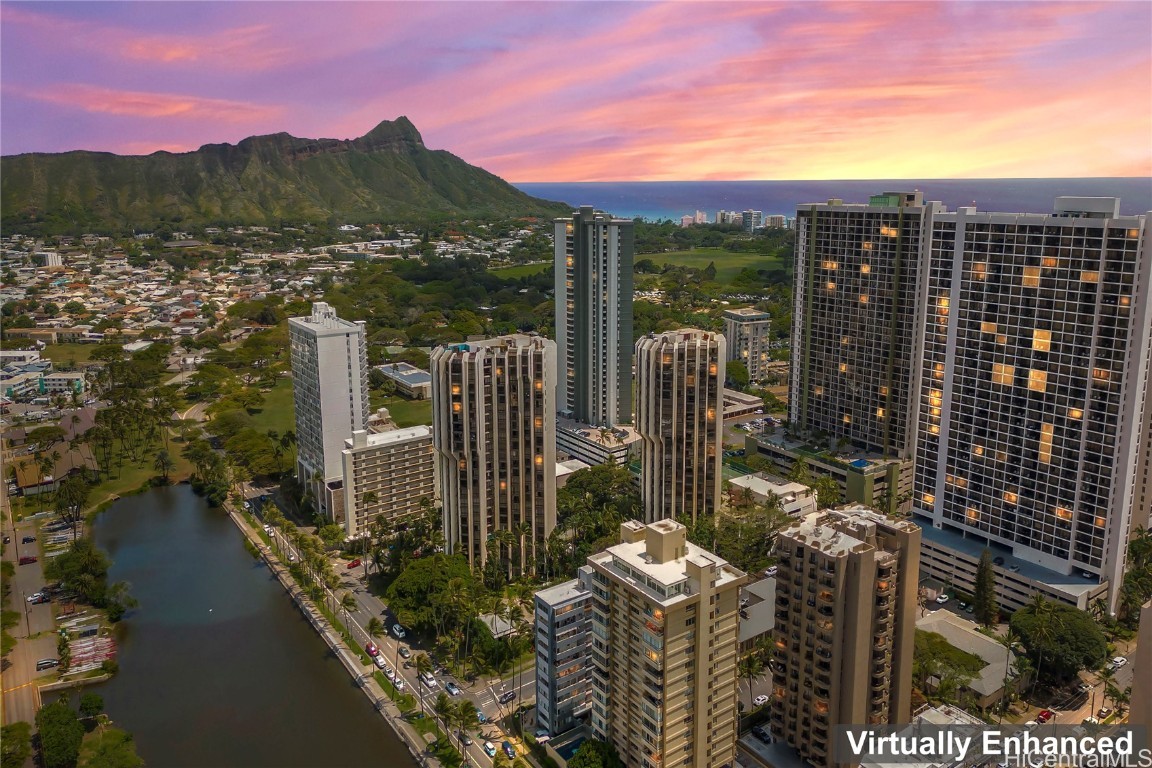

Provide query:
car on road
left=1083, top=717, right=1100, bottom=725
left=753, top=694, right=769, bottom=707
left=502, top=741, right=516, bottom=759
left=483, top=742, right=497, bottom=758
left=373, top=655, right=387, bottom=670
left=419, top=671, right=437, bottom=688
left=30, top=594, right=50, bottom=605
left=2, top=536, right=9, bottom=544
left=347, top=559, right=361, bottom=569
left=392, top=624, right=406, bottom=639
left=764, top=566, right=778, bottom=578
left=476, top=709, right=488, bottom=723
left=1077, top=682, right=1092, bottom=693
left=445, top=681, right=462, bottom=696
left=498, top=690, right=516, bottom=705
left=21, top=536, right=35, bottom=544
left=18, top=556, right=37, bottom=565
left=1098, top=706, right=1113, bottom=719
left=1110, top=656, right=1128, bottom=668
left=398, top=646, right=411, bottom=659
left=27, top=592, right=44, bottom=602
left=263, top=524, right=272, bottom=533
left=935, top=594, right=950, bottom=604
left=365, top=642, right=379, bottom=657
left=393, top=679, right=406, bottom=692
left=35, top=658, right=59, bottom=671
left=1024, top=721, right=1039, bottom=729
left=458, top=731, right=473, bottom=747
left=288, top=554, right=296, bottom=562
left=1037, top=710, right=1054, bottom=724
left=752, top=725, right=772, bottom=743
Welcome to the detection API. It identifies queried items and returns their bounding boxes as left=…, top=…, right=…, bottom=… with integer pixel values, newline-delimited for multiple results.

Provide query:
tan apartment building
left=430, top=334, right=556, bottom=577
left=341, top=426, right=436, bottom=540
left=636, top=329, right=725, bottom=524
left=769, top=506, right=921, bottom=768
left=723, top=307, right=772, bottom=381
left=586, top=519, right=746, bottom=768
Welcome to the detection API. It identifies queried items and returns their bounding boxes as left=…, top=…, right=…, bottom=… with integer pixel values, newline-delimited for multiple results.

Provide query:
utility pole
left=21, top=590, right=31, bottom=637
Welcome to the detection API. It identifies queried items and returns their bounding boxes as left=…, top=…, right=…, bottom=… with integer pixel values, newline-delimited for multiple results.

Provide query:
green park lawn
left=247, top=377, right=297, bottom=436
left=37, top=342, right=101, bottom=368
left=651, top=247, right=787, bottom=283
left=488, top=262, right=550, bottom=278
left=369, top=393, right=432, bottom=427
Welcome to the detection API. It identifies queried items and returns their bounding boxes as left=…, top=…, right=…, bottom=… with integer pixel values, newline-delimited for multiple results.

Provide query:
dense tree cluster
left=1010, top=596, right=1107, bottom=683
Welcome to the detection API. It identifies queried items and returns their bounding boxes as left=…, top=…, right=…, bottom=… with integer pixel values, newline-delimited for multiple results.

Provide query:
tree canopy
left=1010, top=598, right=1107, bottom=682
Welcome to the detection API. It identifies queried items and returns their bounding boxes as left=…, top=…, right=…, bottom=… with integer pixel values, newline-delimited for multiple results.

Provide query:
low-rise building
left=915, top=611, right=1023, bottom=710
left=375, top=361, right=432, bottom=400
left=555, top=416, right=641, bottom=468
left=727, top=473, right=817, bottom=517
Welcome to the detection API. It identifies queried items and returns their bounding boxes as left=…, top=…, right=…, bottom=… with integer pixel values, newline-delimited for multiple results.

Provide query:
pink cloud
left=13, top=84, right=283, bottom=123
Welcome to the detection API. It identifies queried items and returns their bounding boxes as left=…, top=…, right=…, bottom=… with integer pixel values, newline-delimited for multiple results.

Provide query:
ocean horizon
left=513, top=178, right=1152, bottom=222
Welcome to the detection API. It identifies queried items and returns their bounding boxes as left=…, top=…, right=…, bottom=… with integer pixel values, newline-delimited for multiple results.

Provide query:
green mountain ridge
left=1, top=116, right=567, bottom=232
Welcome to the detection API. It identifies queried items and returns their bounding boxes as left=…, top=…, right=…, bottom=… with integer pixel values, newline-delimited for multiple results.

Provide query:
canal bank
left=91, top=485, right=419, bottom=768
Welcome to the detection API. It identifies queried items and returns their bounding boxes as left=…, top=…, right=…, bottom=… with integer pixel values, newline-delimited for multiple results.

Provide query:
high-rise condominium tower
left=791, top=192, right=940, bottom=458
left=289, top=302, right=368, bottom=520
left=913, top=198, right=1152, bottom=610
left=770, top=507, right=921, bottom=768
left=554, top=206, right=634, bottom=427
left=635, top=329, right=725, bottom=524
left=723, top=307, right=773, bottom=381
left=341, top=426, right=436, bottom=540
left=430, top=335, right=557, bottom=576
left=586, top=519, right=745, bottom=768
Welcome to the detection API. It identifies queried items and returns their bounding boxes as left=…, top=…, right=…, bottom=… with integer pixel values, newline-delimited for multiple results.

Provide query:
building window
left=1081, top=271, right=1100, bottom=283
left=991, top=364, right=1014, bottom=386
left=1028, top=369, right=1047, bottom=392
left=1022, top=267, right=1041, bottom=287
left=1039, top=423, right=1054, bottom=464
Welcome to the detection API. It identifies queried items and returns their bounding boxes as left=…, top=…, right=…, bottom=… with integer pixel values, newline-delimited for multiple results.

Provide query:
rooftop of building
left=556, top=458, right=591, bottom=479
left=739, top=575, right=777, bottom=645
left=723, top=307, right=771, bottom=320
left=728, top=473, right=813, bottom=503
left=915, top=611, right=1017, bottom=698
left=913, top=515, right=1102, bottom=598
left=344, top=424, right=432, bottom=451
left=556, top=416, right=641, bottom=447
left=752, top=429, right=901, bottom=474
left=375, top=361, right=431, bottom=385
left=535, top=577, right=591, bottom=608
left=590, top=519, right=745, bottom=606
left=289, top=302, right=364, bottom=333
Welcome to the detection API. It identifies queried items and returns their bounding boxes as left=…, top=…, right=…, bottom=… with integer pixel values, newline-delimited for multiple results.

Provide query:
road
left=1, top=509, right=59, bottom=727
left=261, top=521, right=535, bottom=767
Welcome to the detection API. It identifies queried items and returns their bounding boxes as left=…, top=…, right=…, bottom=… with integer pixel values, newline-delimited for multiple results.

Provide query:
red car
left=1037, top=710, right=1054, bottom=724
left=365, top=642, right=379, bottom=657
left=347, top=559, right=361, bottom=569
left=18, top=556, right=37, bottom=565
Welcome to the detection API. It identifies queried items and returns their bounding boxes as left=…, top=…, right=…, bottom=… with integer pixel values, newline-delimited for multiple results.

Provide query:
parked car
left=1098, top=706, right=1113, bottom=719
left=935, top=594, right=951, bottom=605
left=1077, top=682, right=1092, bottom=693
left=31, top=594, right=50, bottom=605
left=2, top=535, right=9, bottom=544
left=419, top=671, right=437, bottom=688
left=458, top=731, right=473, bottom=747
left=1083, top=717, right=1100, bottom=725
left=753, top=694, right=769, bottom=707
left=1110, top=656, right=1128, bottom=668
left=18, top=556, right=37, bottom=565
left=1037, top=710, right=1054, bottom=724
left=752, top=725, right=771, bottom=743
left=764, top=566, right=778, bottom=578
left=498, top=690, right=516, bottom=705
left=392, top=624, right=406, bottom=639
left=483, top=742, right=497, bottom=758
left=993, top=556, right=1005, bottom=566
left=445, top=681, right=462, bottom=696
left=398, top=646, right=411, bottom=659
left=373, top=655, right=387, bottom=670
left=476, top=709, right=488, bottom=723
left=21, top=536, right=35, bottom=544
left=347, top=559, right=361, bottom=569
left=365, top=642, right=379, bottom=657
left=393, top=679, right=406, bottom=692
left=502, top=741, right=516, bottom=759
left=35, top=658, right=59, bottom=671
left=27, top=592, right=44, bottom=603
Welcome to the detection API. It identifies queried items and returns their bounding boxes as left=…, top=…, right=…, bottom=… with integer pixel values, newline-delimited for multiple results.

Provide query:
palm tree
left=738, top=653, right=765, bottom=722
left=340, top=593, right=358, bottom=631
left=433, top=692, right=455, bottom=748
left=458, top=699, right=480, bottom=740
left=414, top=653, right=433, bottom=715
left=367, top=617, right=384, bottom=639
left=996, top=628, right=1020, bottom=723
left=153, top=449, right=174, bottom=483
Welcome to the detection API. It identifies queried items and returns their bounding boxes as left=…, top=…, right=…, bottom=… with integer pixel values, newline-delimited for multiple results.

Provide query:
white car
left=373, top=655, right=387, bottom=670
left=935, top=594, right=950, bottom=605
left=753, top=694, right=769, bottom=707
left=1110, top=657, right=1128, bottom=668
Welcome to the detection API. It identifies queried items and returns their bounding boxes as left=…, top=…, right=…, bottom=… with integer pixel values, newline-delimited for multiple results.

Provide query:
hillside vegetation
left=1, top=117, right=566, bottom=232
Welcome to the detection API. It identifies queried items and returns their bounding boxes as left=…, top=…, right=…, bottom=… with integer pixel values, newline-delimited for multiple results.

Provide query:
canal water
left=90, top=484, right=416, bottom=767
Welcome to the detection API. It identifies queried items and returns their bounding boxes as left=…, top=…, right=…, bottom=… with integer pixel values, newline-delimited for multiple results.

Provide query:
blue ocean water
left=514, top=178, right=1152, bottom=221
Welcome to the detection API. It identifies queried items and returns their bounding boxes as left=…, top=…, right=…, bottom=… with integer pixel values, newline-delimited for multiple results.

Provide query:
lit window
left=860, top=263, right=871, bottom=273
left=929, top=424, right=940, bottom=435
left=966, top=507, right=980, bottom=522
left=1120, top=296, right=1131, bottom=307
left=706, top=408, right=715, bottom=420
left=534, top=417, right=543, bottom=428
left=1093, top=368, right=1111, bottom=382
left=922, top=493, right=935, bottom=505
left=992, top=363, right=1014, bottom=385
left=973, top=444, right=984, bottom=457
left=878, top=386, right=889, bottom=397
left=880, top=226, right=898, bottom=237
left=814, top=386, right=824, bottom=397
left=1003, top=491, right=1018, bottom=504
left=496, top=367, right=504, bottom=376
left=842, top=414, right=852, bottom=425
left=841, top=335, right=851, bottom=345
left=822, top=260, right=838, bottom=270
left=1039, top=423, right=1054, bottom=464
left=535, top=455, right=544, bottom=466
left=1042, top=257, right=1059, bottom=268
left=972, top=262, right=987, bottom=280
left=1028, top=369, right=1048, bottom=392
left=1081, top=271, right=1100, bottom=283
left=499, top=480, right=507, bottom=490
left=826, top=281, right=836, bottom=291
left=934, top=362, right=945, bottom=380
left=709, top=363, right=718, bottom=376
left=1054, top=506, right=1072, bottom=521
left=859, top=294, right=869, bottom=304
left=535, top=380, right=543, bottom=391
left=1068, top=407, right=1083, bottom=420
left=452, top=402, right=462, bottom=413
left=451, top=384, right=461, bottom=394
left=862, top=242, right=873, bottom=251
left=930, top=407, right=941, bottom=417
left=1128, top=229, right=1140, bottom=238
left=1032, top=329, right=1051, bottom=352
left=938, top=297, right=950, bottom=310
left=928, top=390, right=943, bottom=407
left=1095, top=516, right=1106, bottom=527
left=1022, top=266, right=1041, bottom=287
left=876, top=407, right=885, bottom=418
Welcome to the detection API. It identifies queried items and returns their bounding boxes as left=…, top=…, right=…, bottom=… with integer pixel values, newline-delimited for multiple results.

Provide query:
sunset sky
left=2, top=1, right=1149, bottom=182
